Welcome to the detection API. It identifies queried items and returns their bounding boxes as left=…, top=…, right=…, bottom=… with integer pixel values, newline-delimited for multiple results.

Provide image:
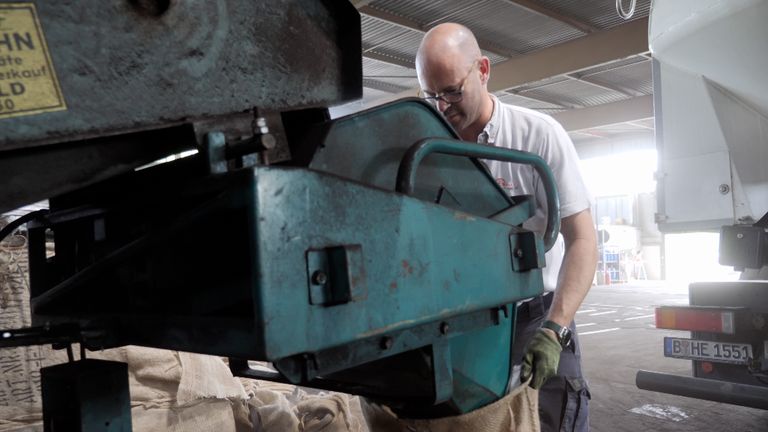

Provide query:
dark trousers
left=512, top=293, right=591, bottom=432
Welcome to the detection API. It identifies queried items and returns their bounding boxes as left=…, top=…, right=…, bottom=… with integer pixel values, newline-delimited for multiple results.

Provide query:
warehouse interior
left=3, top=0, right=728, bottom=286
left=1, top=0, right=767, bottom=431
left=330, top=0, right=746, bottom=287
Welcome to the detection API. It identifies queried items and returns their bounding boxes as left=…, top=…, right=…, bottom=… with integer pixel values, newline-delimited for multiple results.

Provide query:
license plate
left=664, top=337, right=753, bottom=364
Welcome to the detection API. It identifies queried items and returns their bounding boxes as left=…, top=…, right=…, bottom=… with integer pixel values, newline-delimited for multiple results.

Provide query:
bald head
left=415, top=23, right=493, bottom=141
left=416, top=23, right=482, bottom=75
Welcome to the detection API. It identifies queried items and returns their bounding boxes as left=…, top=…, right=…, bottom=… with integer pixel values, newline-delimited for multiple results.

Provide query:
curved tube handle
left=395, top=138, right=560, bottom=251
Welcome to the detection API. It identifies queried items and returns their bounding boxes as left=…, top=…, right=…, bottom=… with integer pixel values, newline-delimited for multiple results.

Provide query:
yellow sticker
left=0, top=3, right=65, bottom=119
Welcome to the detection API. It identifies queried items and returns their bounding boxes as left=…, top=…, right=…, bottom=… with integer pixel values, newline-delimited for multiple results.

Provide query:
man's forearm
left=545, top=210, right=598, bottom=328
left=546, top=236, right=598, bottom=327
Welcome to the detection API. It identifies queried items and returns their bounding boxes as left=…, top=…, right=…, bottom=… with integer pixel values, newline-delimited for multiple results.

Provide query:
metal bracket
left=204, top=131, right=228, bottom=174
left=42, top=359, right=132, bottom=431
left=431, top=340, right=454, bottom=404
left=202, top=118, right=279, bottom=174
left=509, top=231, right=545, bottom=272
left=306, top=245, right=367, bottom=306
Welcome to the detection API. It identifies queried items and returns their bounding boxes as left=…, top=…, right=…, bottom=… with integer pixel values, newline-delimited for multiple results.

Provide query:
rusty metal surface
left=0, top=0, right=361, bottom=150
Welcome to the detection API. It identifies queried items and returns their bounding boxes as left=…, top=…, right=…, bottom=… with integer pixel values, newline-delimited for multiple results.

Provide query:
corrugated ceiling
left=358, top=0, right=654, bottom=143
left=532, top=0, right=651, bottom=29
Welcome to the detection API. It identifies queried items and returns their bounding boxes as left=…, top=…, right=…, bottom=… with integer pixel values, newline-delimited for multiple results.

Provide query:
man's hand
left=520, top=328, right=562, bottom=389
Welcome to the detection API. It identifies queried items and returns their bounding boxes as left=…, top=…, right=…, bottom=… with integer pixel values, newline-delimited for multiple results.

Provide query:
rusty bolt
left=380, top=336, right=393, bottom=350
left=311, top=271, right=328, bottom=285
left=259, top=134, right=277, bottom=150
left=440, top=322, right=450, bottom=335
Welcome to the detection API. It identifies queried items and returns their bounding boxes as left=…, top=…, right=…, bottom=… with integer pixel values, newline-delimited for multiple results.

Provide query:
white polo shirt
left=479, top=95, right=592, bottom=291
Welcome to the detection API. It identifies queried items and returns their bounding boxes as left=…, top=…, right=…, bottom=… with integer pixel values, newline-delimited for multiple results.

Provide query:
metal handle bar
left=395, top=138, right=560, bottom=251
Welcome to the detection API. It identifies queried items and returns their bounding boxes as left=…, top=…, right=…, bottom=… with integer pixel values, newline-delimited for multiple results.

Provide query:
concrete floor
left=579, top=281, right=768, bottom=432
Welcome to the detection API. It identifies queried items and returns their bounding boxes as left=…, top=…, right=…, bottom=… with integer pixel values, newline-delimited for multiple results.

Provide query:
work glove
left=520, top=328, right=562, bottom=389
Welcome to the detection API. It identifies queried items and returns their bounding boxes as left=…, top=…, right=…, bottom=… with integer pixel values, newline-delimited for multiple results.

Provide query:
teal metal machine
left=0, top=0, right=559, bottom=427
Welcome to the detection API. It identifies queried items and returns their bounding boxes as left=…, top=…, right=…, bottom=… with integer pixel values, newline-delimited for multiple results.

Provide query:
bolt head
left=440, top=322, right=450, bottom=335
left=312, top=271, right=328, bottom=285
left=259, top=134, right=277, bottom=150
left=380, top=337, right=393, bottom=350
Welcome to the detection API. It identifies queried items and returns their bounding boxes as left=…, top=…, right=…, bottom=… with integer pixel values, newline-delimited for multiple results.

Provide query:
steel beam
left=565, top=74, right=643, bottom=98
left=488, top=18, right=649, bottom=92
left=626, top=120, right=654, bottom=130
left=362, top=78, right=412, bottom=94
left=503, top=0, right=599, bottom=34
left=508, top=91, right=579, bottom=110
left=551, top=95, right=653, bottom=131
left=363, top=50, right=415, bottom=69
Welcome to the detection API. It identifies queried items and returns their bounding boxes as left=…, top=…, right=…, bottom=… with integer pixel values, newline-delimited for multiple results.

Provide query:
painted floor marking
left=579, top=327, right=620, bottom=335
left=622, top=314, right=655, bottom=321
left=589, top=310, right=617, bottom=316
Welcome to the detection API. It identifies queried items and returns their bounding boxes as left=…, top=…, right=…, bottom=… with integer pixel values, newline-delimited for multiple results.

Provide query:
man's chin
left=446, top=114, right=464, bottom=129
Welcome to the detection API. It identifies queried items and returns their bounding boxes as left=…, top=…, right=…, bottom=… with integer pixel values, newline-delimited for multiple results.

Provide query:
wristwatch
left=541, top=320, right=572, bottom=348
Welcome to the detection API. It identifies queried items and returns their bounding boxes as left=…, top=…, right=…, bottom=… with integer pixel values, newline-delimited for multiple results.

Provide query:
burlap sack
left=243, top=370, right=369, bottom=432
left=361, top=380, right=540, bottom=432
left=242, top=376, right=539, bottom=432
left=0, top=234, right=45, bottom=432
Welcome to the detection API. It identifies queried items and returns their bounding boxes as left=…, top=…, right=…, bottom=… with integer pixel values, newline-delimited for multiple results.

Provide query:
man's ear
left=479, top=56, right=491, bottom=85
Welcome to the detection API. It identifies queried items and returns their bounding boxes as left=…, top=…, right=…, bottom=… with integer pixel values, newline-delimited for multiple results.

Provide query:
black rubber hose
left=0, top=209, right=49, bottom=244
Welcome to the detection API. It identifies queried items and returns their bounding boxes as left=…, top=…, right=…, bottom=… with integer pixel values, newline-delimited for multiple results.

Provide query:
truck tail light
left=655, top=307, right=735, bottom=334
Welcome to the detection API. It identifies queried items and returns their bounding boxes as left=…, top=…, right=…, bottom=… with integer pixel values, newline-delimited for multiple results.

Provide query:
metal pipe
left=636, top=370, right=768, bottom=410
left=396, top=137, right=560, bottom=251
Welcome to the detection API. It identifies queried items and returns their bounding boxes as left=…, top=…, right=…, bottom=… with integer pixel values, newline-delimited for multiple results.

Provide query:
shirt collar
left=478, top=94, right=500, bottom=145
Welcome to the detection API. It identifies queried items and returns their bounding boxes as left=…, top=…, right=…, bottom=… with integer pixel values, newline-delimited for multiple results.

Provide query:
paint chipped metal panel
left=2, top=0, right=362, bottom=150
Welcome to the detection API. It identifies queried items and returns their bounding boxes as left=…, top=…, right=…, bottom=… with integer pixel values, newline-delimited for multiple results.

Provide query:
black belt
left=516, top=292, right=554, bottom=321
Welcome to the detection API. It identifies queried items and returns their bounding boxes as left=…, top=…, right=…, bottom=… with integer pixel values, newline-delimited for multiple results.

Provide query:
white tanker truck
left=636, top=0, right=768, bottom=409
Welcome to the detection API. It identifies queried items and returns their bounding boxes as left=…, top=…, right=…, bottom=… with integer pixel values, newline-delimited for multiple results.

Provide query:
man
left=415, top=23, right=598, bottom=431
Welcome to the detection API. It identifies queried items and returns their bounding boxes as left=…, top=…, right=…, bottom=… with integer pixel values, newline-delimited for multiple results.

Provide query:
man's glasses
left=421, top=61, right=478, bottom=106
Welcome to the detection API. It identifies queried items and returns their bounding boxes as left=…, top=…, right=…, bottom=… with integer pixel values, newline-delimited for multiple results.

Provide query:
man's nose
left=436, top=99, right=451, bottom=113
